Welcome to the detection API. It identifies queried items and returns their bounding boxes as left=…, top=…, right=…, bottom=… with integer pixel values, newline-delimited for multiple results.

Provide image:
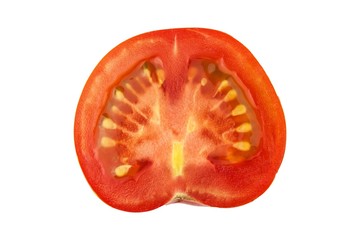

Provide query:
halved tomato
left=74, top=28, right=286, bottom=212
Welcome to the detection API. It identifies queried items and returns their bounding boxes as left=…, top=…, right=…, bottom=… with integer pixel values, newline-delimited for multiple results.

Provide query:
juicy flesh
left=95, top=58, right=261, bottom=199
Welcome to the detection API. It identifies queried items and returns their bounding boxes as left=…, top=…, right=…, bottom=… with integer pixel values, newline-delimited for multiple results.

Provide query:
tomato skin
left=74, top=28, right=286, bottom=212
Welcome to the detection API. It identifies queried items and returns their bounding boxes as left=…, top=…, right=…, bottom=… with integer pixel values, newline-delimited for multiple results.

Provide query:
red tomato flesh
left=74, top=28, right=286, bottom=212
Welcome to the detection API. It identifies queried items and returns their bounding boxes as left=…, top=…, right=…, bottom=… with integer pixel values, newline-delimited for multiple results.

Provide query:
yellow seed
left=101, top=137, right=116, bottom=148
left=236, top=122, right=252, bottom=133
left=114, top=164, right=132, bottom=177
left=200, top=78, right=207, bottom=86
left=233, top=141, right=251, bottom=151
left=156, top=69, right=165, bottom=85
left=217, top=80, right=229, bottom=92
left=102, top=117, right=117, bottom=129
left=114, top=88, right=124, bottom=101
left=224, top=89, right=237, bottom=102
left=143, top=67, right=153, bottom=82
left=231, top=104, right=247, bottom=116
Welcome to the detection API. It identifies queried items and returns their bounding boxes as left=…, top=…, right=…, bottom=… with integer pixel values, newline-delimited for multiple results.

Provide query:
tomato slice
left=74, top=28, right=286, bottom=212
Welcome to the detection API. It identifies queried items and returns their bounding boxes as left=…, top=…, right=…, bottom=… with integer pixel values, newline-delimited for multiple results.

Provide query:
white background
left=1, top=0, right=359, bottom=239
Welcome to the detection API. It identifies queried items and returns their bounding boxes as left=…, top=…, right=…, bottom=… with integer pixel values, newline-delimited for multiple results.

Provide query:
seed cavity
left=111, top=103, right=133, bottom=115
left=96, top=58, right=261, bottom=179
left=236, top=122, right=252, bottom=133
left=114, top=164, right=132, bottom=177
left=101, top=137, right=117, bottom=148
left=224, top=89, right=237, bottom=102
left=102, top=117, right=117, bottom=129
left=233, top=141, right=251, bottom=151
left=231, top=104, right=247, bottom=116
left=134, top=76, right=150, bottom=89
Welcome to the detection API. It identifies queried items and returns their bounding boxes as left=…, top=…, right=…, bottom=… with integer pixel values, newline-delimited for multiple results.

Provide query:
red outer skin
left=74, top=28, right=286, bottom=212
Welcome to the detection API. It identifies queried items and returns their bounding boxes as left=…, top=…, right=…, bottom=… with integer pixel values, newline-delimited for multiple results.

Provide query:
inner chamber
left=94, top=57, right=262, bottom=179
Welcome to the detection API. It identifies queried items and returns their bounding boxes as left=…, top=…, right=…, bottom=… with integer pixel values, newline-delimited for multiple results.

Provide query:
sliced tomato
left=74, top=28, right=286, bottom=212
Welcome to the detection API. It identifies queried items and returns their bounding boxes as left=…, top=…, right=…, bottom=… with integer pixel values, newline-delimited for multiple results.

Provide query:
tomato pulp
left=74, top=28, right=286, bottom=212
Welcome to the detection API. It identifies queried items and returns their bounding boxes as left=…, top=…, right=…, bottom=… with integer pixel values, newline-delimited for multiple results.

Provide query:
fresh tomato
left=74, top=28, right=286, bottom=212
